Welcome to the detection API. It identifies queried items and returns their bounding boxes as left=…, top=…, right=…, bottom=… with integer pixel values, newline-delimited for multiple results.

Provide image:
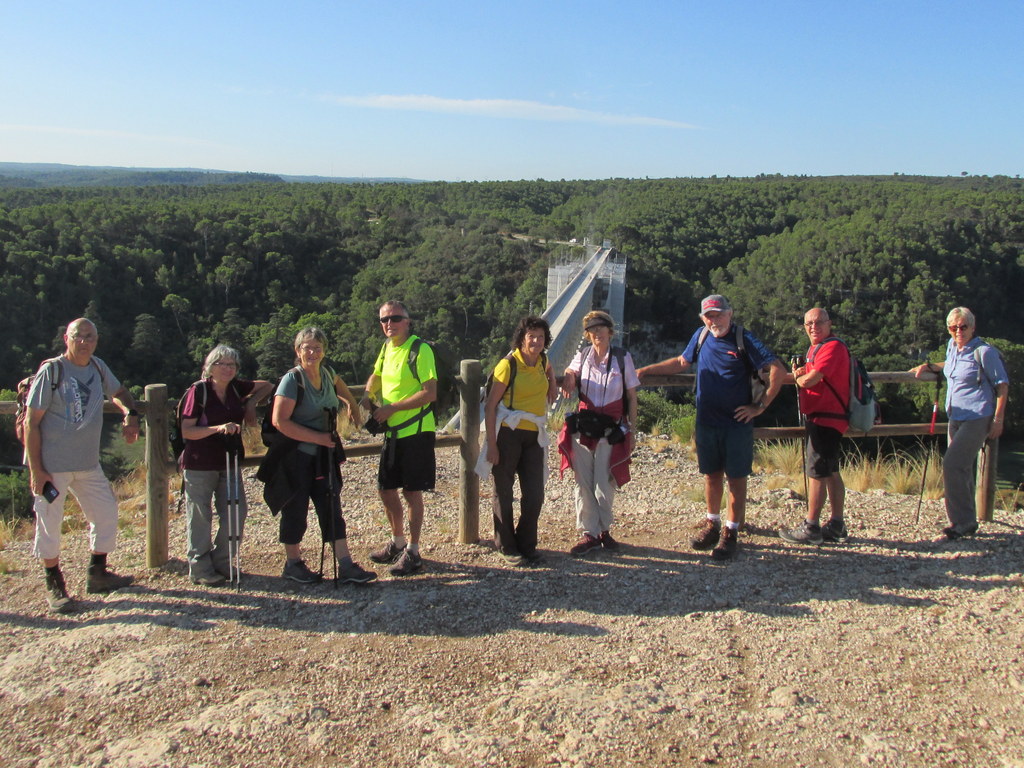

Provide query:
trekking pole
left=320, top=407, right=340, bottom=589
left=791, top=355, right=808, bottom=504
left=915, top=374, right=941, bottom=524
left=225, top=428, right=243, bottom=588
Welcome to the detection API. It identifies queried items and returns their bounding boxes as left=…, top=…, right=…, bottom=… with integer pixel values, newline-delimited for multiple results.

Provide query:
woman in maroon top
left=180, top=344, right=272, bottom=585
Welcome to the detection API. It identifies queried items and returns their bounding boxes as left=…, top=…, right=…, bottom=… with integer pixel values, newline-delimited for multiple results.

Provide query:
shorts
left=378, top=431, right=436, bottom=492
left=695, top=423, right=754, bottom=479
left=806, top=421, right=842, bottom=479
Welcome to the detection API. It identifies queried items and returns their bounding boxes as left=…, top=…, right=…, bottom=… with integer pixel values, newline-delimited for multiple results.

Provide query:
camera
left=42, top=481, right=59, bottom=504
left=364, top=416, right=386, bottom=436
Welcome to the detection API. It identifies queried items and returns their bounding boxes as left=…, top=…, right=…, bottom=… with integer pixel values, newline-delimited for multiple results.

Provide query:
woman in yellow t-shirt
left=484, top=316, right=557, bottom=566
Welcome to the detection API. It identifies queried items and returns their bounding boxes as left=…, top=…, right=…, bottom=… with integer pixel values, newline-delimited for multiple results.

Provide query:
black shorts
left=378, top=431, right=436, bottom=492
left=806, top=421, right=842, bottom=479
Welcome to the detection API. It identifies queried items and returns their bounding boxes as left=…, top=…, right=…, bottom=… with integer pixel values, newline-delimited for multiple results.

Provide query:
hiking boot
left=599, top=531, right=621, bottom=551
left=389, top=549, right=423, bottom=577
left=521, top=551, right=544, bottom=566
left=821, top=519, right=849, bottom=543
left=691, top=519, right=721, bottom=550
left=282, top=559, right=321, bottom=584
left=711, top=527, right=739, bottom=561
left=45, top=569, right=72, bottom=613
left=86, top=567, right=134, bottom=594
left=569, top=533, right=602, bottom=557
left=369, top=540, right=406, bottom=564
left=338, top=560, right=378, bottom=584
left=779, top=520, right=823, bottom=545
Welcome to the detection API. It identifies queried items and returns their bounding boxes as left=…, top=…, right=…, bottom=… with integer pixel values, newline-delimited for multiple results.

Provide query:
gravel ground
left=1, top=434, right=1023, bottom=768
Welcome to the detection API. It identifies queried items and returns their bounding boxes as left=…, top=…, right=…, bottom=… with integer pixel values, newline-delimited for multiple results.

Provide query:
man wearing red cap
left=639, top=295, right=784, bottom=561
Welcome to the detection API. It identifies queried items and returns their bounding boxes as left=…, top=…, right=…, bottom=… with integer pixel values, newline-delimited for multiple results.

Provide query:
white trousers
left=33, top=465, right=118, bottom=560
left=570, top=435, right=616, bottom=537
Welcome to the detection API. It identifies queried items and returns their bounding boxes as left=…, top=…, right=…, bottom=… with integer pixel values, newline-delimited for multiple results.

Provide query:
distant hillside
left=0, top=162, right=425, bottom=188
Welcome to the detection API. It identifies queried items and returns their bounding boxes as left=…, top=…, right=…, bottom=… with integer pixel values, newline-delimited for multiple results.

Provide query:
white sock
left=393, top=535, right=407, bottom=549
left=707, top=514, right=721, bottom=523
left=725, top=520, right=739, bottom=531
left=407, top=543, right=420, bottom=555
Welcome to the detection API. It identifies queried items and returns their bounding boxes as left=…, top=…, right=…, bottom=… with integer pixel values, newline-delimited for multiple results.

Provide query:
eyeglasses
left=804, top=320, right=829, bottom=327
left=212, top=361, right=238, bottom=368
left=379, top=315, right=408, bottom=325
left=948, top=324, right=970, bottom=331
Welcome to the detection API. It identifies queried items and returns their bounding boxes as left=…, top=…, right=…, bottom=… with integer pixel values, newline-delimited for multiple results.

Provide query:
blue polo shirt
left=944, top=337, right=1008, bottom=422
left=682, top=325, right=777, bottom=428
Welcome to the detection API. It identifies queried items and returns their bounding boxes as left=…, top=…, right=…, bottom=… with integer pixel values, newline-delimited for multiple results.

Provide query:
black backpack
left=172, top=379, right=243, bottom=461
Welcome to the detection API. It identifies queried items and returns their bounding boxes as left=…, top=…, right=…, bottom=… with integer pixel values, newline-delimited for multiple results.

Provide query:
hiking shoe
left=501, top=550, right=526, bottom=566
left=86, top=568, right=134, bottom=594
left=369, top=540, right=406, bottom=564
left=779, top=520, right=823, bottom=545
left=691, top=519, right=721, bottom=550
left=569, top=533, right=602, bottom=557
left=599, top=531, right=621, bottom=551
left=940, top=523, right=979, bottom=541
left=45, top=569, right=72, bottom=613
left=282, top=559, right=321, bottom=584
left=711, top=528, right=739, bottom=561
left=821, top=519, right=849, bottom=543
left=191, top=572, right=227, bottom=586
left=338, top=561, right=378, bottom=584
left=389, top=549, right=423, bottom=577
left=521, top=551, right=544, bottom=566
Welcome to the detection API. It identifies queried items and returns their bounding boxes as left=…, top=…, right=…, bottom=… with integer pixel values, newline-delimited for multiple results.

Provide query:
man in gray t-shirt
left=25, top=318, right=140, bottom=612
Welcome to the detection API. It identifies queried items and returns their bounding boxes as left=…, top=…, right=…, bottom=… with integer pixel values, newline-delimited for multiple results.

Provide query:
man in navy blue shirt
left=639, top=295, right=784, bottom=561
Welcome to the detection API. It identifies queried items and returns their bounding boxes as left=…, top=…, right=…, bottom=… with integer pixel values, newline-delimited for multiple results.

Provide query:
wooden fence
left=1, top=368, right=1000, bottom=567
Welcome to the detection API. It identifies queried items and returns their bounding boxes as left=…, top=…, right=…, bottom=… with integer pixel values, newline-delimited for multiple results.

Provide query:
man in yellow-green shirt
left=361, top=300, right=437, bottom=576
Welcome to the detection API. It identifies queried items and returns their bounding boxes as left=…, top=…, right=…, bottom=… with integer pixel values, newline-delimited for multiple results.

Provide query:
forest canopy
left=1, top=175, right=1021, bottom=440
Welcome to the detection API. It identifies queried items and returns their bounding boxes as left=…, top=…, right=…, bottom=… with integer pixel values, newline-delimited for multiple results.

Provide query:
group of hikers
left=23, top=297, right=1009, bottom=613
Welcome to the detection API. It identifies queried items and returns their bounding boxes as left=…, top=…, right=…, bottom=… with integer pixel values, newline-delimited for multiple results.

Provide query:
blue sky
left=1, top=1, right=1021, bottom=181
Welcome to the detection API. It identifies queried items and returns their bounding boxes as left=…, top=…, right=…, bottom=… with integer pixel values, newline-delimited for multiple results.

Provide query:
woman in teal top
left=271, top=327, right=376, bottom=585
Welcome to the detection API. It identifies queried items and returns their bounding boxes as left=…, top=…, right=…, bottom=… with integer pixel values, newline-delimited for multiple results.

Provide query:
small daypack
left=171, top=379, right=243, bottom=461
left=409, top=337, right=458, bottom=420
left=15, top=356, right=102, bottom=446
left=694, top=324, right=769, bottom=405
left=971, top=339, right=1005, bottom=389
left=260, top=366, right=328, bottom=447
left=808, top=338, right=879, bottom=433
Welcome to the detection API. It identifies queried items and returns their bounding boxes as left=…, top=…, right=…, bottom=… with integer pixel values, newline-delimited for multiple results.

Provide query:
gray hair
left=293, top=326, right=327, bottom=352
left=946, top=306, right=976, bottom=328
left=202, top=344, right=241, bottom=378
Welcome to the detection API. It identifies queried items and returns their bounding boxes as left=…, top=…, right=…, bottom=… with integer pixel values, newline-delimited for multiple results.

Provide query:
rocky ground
left=1, top=435, right=1023, bottom=768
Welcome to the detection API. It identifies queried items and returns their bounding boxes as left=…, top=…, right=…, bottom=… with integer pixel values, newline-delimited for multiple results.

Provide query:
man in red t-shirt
left=780, top=308, right=851, bottom=545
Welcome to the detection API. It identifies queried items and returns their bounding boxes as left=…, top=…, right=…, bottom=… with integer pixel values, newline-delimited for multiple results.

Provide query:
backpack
left=171, top=379, right=242, bottom=461
left=15, top=356, right=102, bottom=446
left=808, top=338, right=879, bottom=433
left=373, top=337, right=458, bottom=434
left=259, top=365, right=331, bottom=447
left=694, top=324, right=769, bottom=405
left=971, top=340, right=1005, bottom=389
left=483, top=350, right=548, bottom=410
left=409, top=337, right=458, bottom=421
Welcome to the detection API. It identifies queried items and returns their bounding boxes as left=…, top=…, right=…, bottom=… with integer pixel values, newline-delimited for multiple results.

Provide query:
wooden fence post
left=977, top=438, right=999, bottom=523
left=144, top=383, right=170, bottom=567
left=458, top=359, right=482, bottom=544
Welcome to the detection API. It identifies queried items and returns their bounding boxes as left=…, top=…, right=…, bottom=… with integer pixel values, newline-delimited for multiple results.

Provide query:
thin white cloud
left=0, top=124, right=226, bottom=148
left=320, top=94, right=697, bottom=129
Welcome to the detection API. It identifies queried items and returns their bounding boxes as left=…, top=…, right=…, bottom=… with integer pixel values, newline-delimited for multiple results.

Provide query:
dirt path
left=1, top=437, right=1023, bottom=767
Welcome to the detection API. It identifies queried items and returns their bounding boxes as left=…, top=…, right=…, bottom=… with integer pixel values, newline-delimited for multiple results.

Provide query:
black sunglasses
left=379, top=315, right=408, bottom=324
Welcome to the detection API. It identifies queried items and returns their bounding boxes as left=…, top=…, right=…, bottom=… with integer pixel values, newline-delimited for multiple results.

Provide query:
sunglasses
left=948, top=324, right=970, bottom=331
left=379, top=315, right=408, bottom=325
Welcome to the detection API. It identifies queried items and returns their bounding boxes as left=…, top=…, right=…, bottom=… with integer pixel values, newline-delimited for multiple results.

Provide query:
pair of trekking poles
left=224, top=429, right=244, bottom=590
left=317, top=407, right=342, bottom=589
